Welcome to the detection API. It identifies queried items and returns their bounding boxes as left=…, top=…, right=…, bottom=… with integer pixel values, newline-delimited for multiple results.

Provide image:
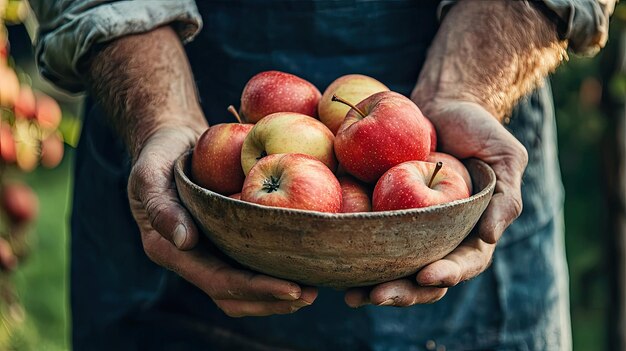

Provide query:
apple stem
left=227, top=105, right=243, bottom=124
left=428, top=162, right=443, bottom=188
left=331, top=94, right=367, bottom=118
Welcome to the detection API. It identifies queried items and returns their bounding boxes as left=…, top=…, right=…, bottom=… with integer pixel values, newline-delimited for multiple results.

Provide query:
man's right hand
left=127, top=126, right=318, bottom=317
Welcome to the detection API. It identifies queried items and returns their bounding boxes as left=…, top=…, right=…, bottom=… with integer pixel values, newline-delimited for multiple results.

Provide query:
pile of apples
left=191, top=71, right=472, bottom=213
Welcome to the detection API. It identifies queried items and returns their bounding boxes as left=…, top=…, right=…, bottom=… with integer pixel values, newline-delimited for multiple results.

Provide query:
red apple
left=333, top=91, right=431, bottom=183
left=239, top=71, right=321, bottom=123
left=228, top=193, right=242, bottom=200
left=423, top=115, right=437, bottom=152
left=192, top=123, right=253, bottom=195
left=427, top=151, right=472, bottom=194
left=318, top=74, right=389, bottom=134
left=241, top=112, right=336, bottom=175
left=14, top=85, right=36, bottom=119
left=373, top=161, right=470, bottom=211
left=241, top=153, right=342, bottom=212
left=338, top=175, right=371, bottom=213
left=0, top=124, right=16, bottom=163
left=35, top=94, right=62, bottom=130
left=40, top=131, right=65, bottom=169
left=1, top=182, right=39, bottom=224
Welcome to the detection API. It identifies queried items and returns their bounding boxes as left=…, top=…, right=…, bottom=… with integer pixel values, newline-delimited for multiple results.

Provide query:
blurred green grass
left=9, top=149, right=73, bottom=351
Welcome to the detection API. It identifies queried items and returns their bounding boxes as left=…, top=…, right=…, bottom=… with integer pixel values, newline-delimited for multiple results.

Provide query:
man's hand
left=345, top=100, right=526, bottom=307
left=342, top=0, right=562, bottom=308
left=127, top=125, right=318, bottom=317
left=86, top=26, right=317, bottom=317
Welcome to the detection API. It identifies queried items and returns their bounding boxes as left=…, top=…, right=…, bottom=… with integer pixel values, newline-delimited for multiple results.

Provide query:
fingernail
left=378, top=298, right=395, bottom=306
left=294, top=299, right=312, bottom=308
left=274, top=291, right=300, bottom=300
left=352, top=301, right=370, bottom=308
left=173, top=224, right=187, bottom=248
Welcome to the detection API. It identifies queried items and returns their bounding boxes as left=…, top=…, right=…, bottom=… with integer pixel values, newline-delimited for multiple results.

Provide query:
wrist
left=129, top=113, right=207, bottom=163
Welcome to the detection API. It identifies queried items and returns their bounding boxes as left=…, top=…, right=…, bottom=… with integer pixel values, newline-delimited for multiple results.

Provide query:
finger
left=215, top=287, right=317, bottom=317
left=0, top=237, right=17, bottom=271
left=129, top=156, right=199, bottom=251
left=478, top=142, right=527, bottom=244
left=141, top=231, right=306, bottom=301
left=416, top=235, right=495, bottom=287
left=478, top=190, right=522, bottom=244
left=344, top=287, right=371, bottom=308
left=368, top=279, right=447, bottom=306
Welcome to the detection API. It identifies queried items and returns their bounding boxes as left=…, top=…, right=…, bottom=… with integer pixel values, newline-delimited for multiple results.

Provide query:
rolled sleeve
left=437, top=0, right=615, bottom=57
left=31, top=1, right=202, bottom=93
left=543, top=0, right=615, bottom=56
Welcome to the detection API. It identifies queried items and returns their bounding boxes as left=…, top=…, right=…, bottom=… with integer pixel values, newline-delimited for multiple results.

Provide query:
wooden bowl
left=174, top=152, right=495, bottom=288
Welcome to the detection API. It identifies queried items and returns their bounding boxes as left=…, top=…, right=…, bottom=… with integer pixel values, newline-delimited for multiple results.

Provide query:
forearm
left=85, top=26, right=207, bottom=159
left=412, top=1, right=567, bottom=121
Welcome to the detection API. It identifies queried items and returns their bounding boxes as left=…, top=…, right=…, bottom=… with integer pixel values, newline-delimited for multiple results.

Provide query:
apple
left=338, top=175, right=371, bottom=213
left=318, top=74, right=389, bottom=134
left=1, top=182, right=39, bottom=224
left=40, top=131, right=65, bottom=169
left=228, top=193, right=241, bottom=200
left=0, top=66, right=19, bottom=107
left=241, top=112, right=336, bottom=175
left=35, top=94, right=62, bottom=130
left=14, top=85, right=36, bottom=119
left=373, top=161, right=470, bottom=211
left=241, top=153, right=342, bottom=212
left=333, top=91, right=431, bottom=183
left=423, top=115, right=437, bottom=152
left=239, top=71, right=321, bottom=123
left=192, top=122, right=254, bottom=195
left=427, top=151, right=472, bottom=194
left=0, top=124, right=16, bottom=163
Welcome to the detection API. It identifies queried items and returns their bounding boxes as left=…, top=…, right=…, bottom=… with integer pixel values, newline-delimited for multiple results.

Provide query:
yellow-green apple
left=192, top=123, right=253, bottom=195
left=0, top=66, right=19, bottom=107
left=372, top=161, right=470, bottom=211
left=338, top=175, right=371, bottom=213
left=423, top=115, right=437, bottom=152
left=241, top=112, right=336, bottom=175
left=318, top=74, right=389, bottom=134
left=427, top=151, right=472, bottom=194
left=241, top=153, right=342, bottom=212
left=239, top=71, right=321, bottom=123
left=333, top=91, right=431, bottom=183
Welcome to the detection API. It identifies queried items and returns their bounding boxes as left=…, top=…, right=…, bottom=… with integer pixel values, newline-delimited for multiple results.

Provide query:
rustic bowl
left=174, top=151, right=496, bottom=288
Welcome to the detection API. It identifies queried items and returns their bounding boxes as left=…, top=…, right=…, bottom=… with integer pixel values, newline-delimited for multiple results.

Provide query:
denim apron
left=71, top=1, right=570, bottom=350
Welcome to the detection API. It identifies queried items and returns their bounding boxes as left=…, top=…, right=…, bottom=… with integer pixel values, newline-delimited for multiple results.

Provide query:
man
left=31, top=1, right=614, bottom=350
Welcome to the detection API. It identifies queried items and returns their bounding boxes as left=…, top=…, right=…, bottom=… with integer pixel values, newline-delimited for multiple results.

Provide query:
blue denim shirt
left=30, top=1, right=613, bottom=350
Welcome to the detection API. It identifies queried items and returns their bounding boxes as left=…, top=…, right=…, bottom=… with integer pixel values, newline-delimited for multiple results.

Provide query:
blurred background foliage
left=1, top=2, right=626, bottom=351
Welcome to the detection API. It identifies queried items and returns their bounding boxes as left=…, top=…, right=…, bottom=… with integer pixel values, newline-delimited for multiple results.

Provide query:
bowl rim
left=175, top=150, right=496, bottom=219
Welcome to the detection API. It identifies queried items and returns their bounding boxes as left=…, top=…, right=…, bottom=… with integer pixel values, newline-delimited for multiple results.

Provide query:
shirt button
left=425, top=340, right=436, bottom=350
left=437, top=345, right=446, bottom=351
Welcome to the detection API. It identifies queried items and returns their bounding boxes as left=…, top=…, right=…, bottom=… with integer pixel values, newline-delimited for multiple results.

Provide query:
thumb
left=128, top=130, right=200, bottom=250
